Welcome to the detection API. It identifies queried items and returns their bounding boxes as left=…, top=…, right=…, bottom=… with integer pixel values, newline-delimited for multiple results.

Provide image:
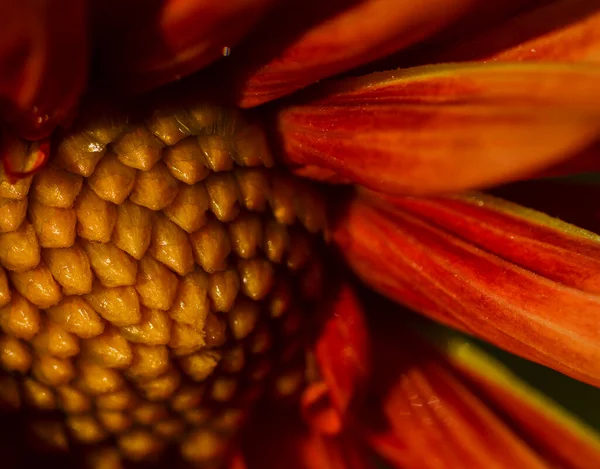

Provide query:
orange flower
left=3, top=1, right=600, bottom=468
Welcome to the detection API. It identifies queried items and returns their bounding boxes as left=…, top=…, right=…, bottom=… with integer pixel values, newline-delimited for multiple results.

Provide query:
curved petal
left=277, top=62, right=600, bottom=195
left=239, top=408, right=375, bottom=469
left=445, top=339, right=600, bottom=469
left=539, top=144, right=600, bottom=178
left=0, top=0, right=87, bottom=139
left=392, top=192, right=600, bottom=294
left=431, top=0, right=600, bottom=64
left=92, top=0, right=275, bottom=94
left=490, top=179, right=600, bottom=234
left=314, top=283, right=370, bottom=414
left=230, top=0, right=483, bottom=107
left=360, top=310, right=600, bottom=469
left=331, top=190, right=600, bottom=386
left=363, top=317, right=548, bottom=469
left=301, top=382, right=343, bottom=436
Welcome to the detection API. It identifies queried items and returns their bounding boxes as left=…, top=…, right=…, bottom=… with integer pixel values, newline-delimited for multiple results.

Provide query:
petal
left=92, top=0, right=274, bottom=94
left=314, top=282, right=370, bottom=414
left=490, top=179, right=600, bottom=234
left=230, top=0, right=486, bottom=107
left=445, top=338, right=600, bottom=469
left=362, top=316, right=549, bottom=469
left=540, top=144, right=600, bottom=178
left=0, top=0, right=87, bottom=139
left=390, top=192, right=600, bottom=294
left=301, top=382, right=343, bottom=436
left=360, top=309, right=600, bottom=469
left=331, top=190, right=600, bottom=386
left=430, top=0, right=600, bottom=64
left=239, top=408, right=375, bottom=469
left=276, top=62, right=600, bottom=195
left=228, top=453, right=248, bottom=469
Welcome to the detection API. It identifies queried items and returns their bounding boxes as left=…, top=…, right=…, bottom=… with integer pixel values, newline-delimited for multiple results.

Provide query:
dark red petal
left=540, top=144, right=600, bottom=178
left=228, top=453, right=248, bottom=469
left=359, top=310, right=600, bottom=469
left=0, top=0, right=87, bottom=139
left=490, top=180, right=600, bottom=235
left=277, top=63, right=600, bottom=195
left=239, top=409, right=375, bottom=469
left=230, top=0, right=488, bottom=107
left=92, top=0, right=275, bottom=94
left=447, top=339, right=600, bottom=469
left=331, top=190, right=600, bottom=386
left=431, top=0, right=600, bottom=64
left=314, top=283, right=370, bottom=415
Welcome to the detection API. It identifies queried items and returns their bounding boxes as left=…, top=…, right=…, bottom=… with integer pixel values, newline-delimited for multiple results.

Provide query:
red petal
left=92, top=0, right=274, bottom=94
left=448, top=340, right=600, bottom=469
left=301, top=382, right=343, bottom=436
left=0, top=0, right=87, bottom=139
left=314, top=283, right=370, bottom=414
left=390, top=192, right=600, bottom=294
left=491, top=180, right=600, bottom=235
left=362, top=318, right=550, bottom=469
left=540, top=144, right=600, bottom=178
left=230, top=0, right=486, bottom=107
left=228, top=453, right=248, bottom=469
left=239, top=409, right=375, bottom=469
left=331, top=190, right=600, bottom=386
left=277, top=63, right=600, bottom=195
left=431, top=0, right=600, bottom=64
left=358, top=309, right=600, bottom=469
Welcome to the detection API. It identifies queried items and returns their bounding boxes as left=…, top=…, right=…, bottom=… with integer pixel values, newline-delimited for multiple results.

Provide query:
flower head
left=2, top=1, right=600, bottom=468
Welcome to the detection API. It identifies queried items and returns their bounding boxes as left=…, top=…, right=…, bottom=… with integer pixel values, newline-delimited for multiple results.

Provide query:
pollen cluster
left=0, top=100, right=325, bottom=467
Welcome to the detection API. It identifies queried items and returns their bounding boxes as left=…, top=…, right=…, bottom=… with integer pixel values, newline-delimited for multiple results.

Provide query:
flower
left=2, top=1, right=600, bottom=468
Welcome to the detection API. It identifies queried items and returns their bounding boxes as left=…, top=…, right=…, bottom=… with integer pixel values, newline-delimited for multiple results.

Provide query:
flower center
left=0, top=99, right=325, bottom=467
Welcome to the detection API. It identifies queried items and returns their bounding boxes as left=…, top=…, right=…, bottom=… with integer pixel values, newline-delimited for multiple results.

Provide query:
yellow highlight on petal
left=454, top=192, right=600, bottom=244
left=445, top=336, right=600, bottom=453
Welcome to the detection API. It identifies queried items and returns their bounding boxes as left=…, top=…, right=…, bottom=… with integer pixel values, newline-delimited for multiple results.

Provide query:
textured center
left=0, top=99, right=325, bottom=468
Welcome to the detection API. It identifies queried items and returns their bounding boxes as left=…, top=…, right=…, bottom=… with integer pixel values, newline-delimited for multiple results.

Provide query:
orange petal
left=314, top=283, right=370, bottom=414
left=0, top=0, right=87, bottom=139
left=239, top=408, right=375, bottom=469
left=277, top=62, right=600, bottom=195
left=230, top=0, right=487, bottom=107
left=446, top=338, right=600, bottom=469
left=432, top=0, right=600, bottom=64
left=92, top=0, right=275, bottom=94
left=361, top=310, right=600, bottom=469
left=331, top=190, right=600, bottom=386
